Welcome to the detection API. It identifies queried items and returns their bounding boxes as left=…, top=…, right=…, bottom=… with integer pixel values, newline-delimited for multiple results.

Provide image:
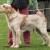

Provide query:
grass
left=0, top=0, right=50, bottom=50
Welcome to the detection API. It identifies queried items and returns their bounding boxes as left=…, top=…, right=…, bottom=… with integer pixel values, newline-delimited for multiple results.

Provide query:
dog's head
left=0, top=4, right=15, bottom=14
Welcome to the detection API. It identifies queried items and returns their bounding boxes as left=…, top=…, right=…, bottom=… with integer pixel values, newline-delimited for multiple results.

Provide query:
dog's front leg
left=14, top=29, right=21, bottom=48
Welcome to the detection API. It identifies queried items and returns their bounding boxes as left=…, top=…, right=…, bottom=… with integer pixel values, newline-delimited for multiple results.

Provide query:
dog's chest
left=8, top=15, right=24, bottom=28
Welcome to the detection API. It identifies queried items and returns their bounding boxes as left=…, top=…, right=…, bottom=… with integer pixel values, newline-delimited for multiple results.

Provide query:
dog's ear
left=6, top=7, right=12, bottom=14
left=6, top=7, right=15, bottom=14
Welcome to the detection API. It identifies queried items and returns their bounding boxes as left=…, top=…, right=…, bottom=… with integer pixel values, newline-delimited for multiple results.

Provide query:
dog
left=0, top=4, right=50, bottom=48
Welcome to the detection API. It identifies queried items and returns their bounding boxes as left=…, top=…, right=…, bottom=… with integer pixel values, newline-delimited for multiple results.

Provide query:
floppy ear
left=7, top=7, right=15, bottom=14
left=6, top=7, right=12, bottom=14
left=6, top=7, right=12, bottom=13
left=6, top=7, right=16, bottom=14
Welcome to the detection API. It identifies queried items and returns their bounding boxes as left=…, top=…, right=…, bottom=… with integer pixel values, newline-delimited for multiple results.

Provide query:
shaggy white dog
left=0, top=4, right=50, bottom=48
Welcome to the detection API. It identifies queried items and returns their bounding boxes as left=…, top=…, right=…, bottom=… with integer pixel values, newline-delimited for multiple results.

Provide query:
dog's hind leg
left=36, top=28, right=47, bottom=46
left=37, top=26, right=50, bottom=47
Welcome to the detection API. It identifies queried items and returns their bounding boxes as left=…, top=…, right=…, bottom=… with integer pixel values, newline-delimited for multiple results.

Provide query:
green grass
left=0, top=0, right=50, bottom=50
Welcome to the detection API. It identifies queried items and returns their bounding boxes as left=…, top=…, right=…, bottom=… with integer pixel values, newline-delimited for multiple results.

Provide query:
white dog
left=0, top=4, right=50, bottom=48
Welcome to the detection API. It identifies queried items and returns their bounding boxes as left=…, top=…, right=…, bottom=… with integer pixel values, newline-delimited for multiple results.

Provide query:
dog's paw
left=10, top=45, right=15, bottom=48
left=48, top=44, right=50, bottom=47
left=14, top=45, right=19, bottom=48
left=42, top=41, right=47, bottom=46
left=42, top=43, right=47, bottom=46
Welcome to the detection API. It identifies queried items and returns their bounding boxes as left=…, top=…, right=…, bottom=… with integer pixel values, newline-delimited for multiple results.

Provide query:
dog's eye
left=3, top=5, right=8, bottom=9
left=3, top=5, right=5, bottom=7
